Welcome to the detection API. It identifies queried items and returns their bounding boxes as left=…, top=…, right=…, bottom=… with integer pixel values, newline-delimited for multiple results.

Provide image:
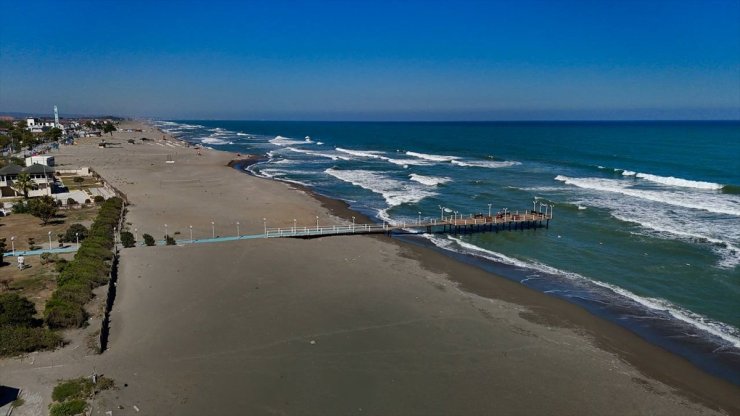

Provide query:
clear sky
left=1, top=0, right=739, bottom=120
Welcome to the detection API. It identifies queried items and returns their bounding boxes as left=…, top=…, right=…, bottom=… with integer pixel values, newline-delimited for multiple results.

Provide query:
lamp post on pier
left=453, top=211, right=458, bottom=222
left=263, top=218, right=267, bottom=236
left=488, top=203, right=492, bottom=217
left=549, top=204, right=554, bottom=218
left=211, top=221, right=215, bottom=239
left=11, top=236, right=15, bottom=256
left=293, top=219, right=297, bottom=233
left=438, top=205, right=444, bottom=220
left=189, top=225, right=193, bottom=243
left=48, top=231, right=52, bottom=250
left=316, top=216, right=319, bottom=231
left=532, top=200, right=537, bottom=213
left=236, top=221, right=240, bottom=238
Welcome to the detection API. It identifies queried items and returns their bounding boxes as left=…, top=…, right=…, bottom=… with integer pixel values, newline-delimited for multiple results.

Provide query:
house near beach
left=0, top=163, right=55, bottom=197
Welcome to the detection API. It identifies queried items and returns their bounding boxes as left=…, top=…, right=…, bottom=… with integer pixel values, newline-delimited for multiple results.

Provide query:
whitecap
left=270, top=136, right=306, bottom=146
left=409, top=173, right=451, bottom=186
left=451, top=160, right=521, bottom=168
left=325, top=168, right=436, bottom=207
left=405, top=151, right=460, bottom=162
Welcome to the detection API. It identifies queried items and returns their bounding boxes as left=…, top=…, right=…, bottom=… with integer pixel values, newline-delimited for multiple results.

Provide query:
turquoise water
left=155, top=120, right=740, bottom=382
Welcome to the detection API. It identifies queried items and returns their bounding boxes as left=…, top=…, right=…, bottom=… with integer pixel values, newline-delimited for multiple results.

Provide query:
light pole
left=113, top=227, right=117, bottom=246
left=488, top=203, right=492, bottom=217
left=549, top=204, right=554, bottom=218
left=10, top=236, right=15, bottom=256
left=211, top=221, right=215, bottom=239
left=263, top=218, right=267, bottom=236
left=48, top=231, right=52, bottom=250
left=532, top=200, right=537, bottom=213
left=293, top=219, right=297, bottom=233
left=453, top=211, right=458, bottom=222
left=236, top=221, right=240, bottom=238
left=164, top=224, right=168, bottom=239
left=316, top=216, right=319, bottom=231
left=75, top=232, right=79, bottom=249
left=189, top=225, right=193, bottom=243
left=438, top=205, right=444, bottom=220
left=352, top=216, right=355, bottom=232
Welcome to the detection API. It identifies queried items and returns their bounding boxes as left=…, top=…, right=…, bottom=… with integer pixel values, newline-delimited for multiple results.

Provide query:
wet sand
left=1, top=121, right=737, bottom=415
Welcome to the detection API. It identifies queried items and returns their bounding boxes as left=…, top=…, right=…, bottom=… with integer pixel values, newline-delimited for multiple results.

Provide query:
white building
left=25, top=155, right=55, bottom=167
left=0, top=164, right=55, bottom=198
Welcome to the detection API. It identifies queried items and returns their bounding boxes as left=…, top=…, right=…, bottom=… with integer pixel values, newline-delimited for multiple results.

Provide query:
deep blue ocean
left=154, top=120, right=740, bottom=383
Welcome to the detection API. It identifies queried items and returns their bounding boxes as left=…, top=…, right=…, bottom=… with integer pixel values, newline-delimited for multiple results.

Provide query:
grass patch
left=50, top=376, right=114, bottom=416
left=12, top=398, right=25, bottom=407
left=0, top=326, right=62, bottom=356
left=49, top=399, right=87, bottom=416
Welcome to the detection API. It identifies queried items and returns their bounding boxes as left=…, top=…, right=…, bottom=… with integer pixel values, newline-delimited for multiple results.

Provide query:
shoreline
left=222, top=132, right=739, bottom=411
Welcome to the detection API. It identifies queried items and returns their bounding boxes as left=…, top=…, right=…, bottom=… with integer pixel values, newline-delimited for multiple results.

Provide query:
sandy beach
left=1, top=121, right=738, bottom=415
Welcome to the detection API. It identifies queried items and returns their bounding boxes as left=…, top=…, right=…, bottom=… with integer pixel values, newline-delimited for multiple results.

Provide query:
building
left=0, top=163, right=55, bottom=198
left=25, top=155, right=55, bottom=167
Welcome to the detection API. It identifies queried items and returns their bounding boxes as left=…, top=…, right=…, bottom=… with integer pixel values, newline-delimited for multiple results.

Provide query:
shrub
left=49, top=399, right=87, bottom=416
left=73, top=177, right=84, bottom=183
left=0, top=293, right=37, bottom=327
left=11, top=201, right=30, bottom=214
left=65, top=224, right=88, bottom=243
left=119, top=231, right=135, bottom=248
left=44, top=297, right=86, bottom=329
left=52, top=378, right=92, bottom=402
left=143, top=233, right=155, bottom=246
left=0, top=326, right=62, bottom=356
left=93, top=195, right=105, bottom=204
left=165, top=235, right=176, bottom=245
left=84, top=199, right=91, bottom=204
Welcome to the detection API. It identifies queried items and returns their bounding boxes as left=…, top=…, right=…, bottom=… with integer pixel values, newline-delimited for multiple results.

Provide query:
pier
left=265, top=210, right=552, bottom=238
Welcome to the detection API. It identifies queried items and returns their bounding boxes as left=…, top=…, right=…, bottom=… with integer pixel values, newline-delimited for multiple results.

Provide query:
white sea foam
left=451, top=159, right=521, bottom=168
left=270, top=136, right=306, bottom=146
left=555, top=175, right=740, bottom=216
left=199, top=137, right=229, bottom=145
left=406, top=151, right=460, bottom=162
left=336, top=147, right=388, bottom=159
left=621, top=170, right=637, bottom=176
left=387, top=158, right=432, bottom=166
left=635, top=172, right=723, bottom=190
left=426, top=235, right=740, bottom=348
left=286, top=147, right=351, bottom=161
left=409, top=173, right=451, bottom=186
left=325, top=168, right=435, bottom=207
left=236, top=132, right=249, bottom=136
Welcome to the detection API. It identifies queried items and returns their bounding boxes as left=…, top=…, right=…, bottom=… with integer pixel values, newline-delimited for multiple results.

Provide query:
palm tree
left=12, top=173, right=36, bottom=199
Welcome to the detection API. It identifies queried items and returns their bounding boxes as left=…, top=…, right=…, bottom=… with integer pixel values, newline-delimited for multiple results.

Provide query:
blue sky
left=1, top=0, right=739, bottom=120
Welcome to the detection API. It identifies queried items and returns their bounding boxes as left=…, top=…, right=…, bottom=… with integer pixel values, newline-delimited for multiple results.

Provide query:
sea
left=153, top=120, right=740, bottom=383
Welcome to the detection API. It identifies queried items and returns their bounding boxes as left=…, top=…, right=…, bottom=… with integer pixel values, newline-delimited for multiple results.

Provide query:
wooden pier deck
left=265, top=210, right=552, bottom=238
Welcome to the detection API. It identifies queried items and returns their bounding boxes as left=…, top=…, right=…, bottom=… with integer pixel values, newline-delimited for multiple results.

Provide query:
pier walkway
left=265, top=211, right=552, bottom=238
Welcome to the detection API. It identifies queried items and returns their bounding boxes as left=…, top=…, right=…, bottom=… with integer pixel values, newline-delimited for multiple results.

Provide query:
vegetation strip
left=44, top=197, right=123, bottom=329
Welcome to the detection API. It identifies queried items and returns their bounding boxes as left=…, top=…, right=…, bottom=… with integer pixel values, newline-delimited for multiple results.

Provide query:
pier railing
left=265, top=211, right=552, bottom=238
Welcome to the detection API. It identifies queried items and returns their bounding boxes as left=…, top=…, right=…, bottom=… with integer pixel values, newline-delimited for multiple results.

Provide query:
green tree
left=44, top=127, right=63, bottom=141
left=0, top=293, right=37, bottom=327
left=143, top=233, right=155, bottom=246
left=64, top=224, right=88, bottom=243
left=119, top=231, right=135, bottom=248
left=102, top=123, right=116, bottom=136
left=28, top=195, right=58, bottom=225
left=11, top=173, right=37, bottom=199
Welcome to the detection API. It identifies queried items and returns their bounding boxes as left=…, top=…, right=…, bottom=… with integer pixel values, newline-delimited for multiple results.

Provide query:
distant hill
left=0, top=111, right=126, bottom=120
